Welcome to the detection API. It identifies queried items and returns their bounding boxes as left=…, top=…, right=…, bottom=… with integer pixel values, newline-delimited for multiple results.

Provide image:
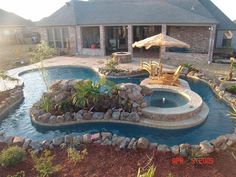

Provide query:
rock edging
left=0, top=86, right=24, bottom=120
left=0, top=129, right=236, bottom=157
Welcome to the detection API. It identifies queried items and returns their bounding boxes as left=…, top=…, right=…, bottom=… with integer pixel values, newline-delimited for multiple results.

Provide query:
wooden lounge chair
left=160, top=65, right=184, bottom=86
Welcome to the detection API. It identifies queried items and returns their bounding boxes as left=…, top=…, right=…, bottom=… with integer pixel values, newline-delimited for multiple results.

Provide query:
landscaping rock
left=119, top=138, right=130, bottom=149
left=137, top=137, right=149, bottom=149
left=64, top=135, right=74, bottom=144
left=56, top=115, right=64, bottom=123
left=92, top=112, right=104, bottom=120
left=5, top=136, right=14, bottom=145
left=149, top=143, right=158, bottom=150
left=112, top=111, right=120, bottom=120
left=74, top=112, right=83, bottom=121
left=49, top=115, right=57, bottom=124
left=83, top=112, right=93, bottom=120
left=73, top=136, right=82, bottom=146
left=179, top=144, right=190, bottom=157
left=53, top=137, right=64, bottom=146
left=199, top=140, right=214, bottom=155
left=171, top=145, right=179, bottom=155
left=82, top=134, right=92, bottom=143
left=13, top=136, right=25, bottom=144
left=157, top=145, right=170, bottom=152
left=101, top=138, right=112, bottom=146
left=211, top=136, right=228, bottom=148
left=128, top=112, right=140, bottom=122
left=29, top=141, right=42, bottom=151
left=128, top=138, right=136, bottom=149
left=22, top=139, right=31, bottom=149
left=104, top=109, right=112, bottom=119
left=64, top=112, right=72, bottom=121
left=38, top=113, right=51, bottom=122
left=101, top=132, right=112, bottom=140
left=112, top=135, right=125, bottom=146
left=120, top=111, right=130, bottom=120
left=91, top=133, right=101, bottom=141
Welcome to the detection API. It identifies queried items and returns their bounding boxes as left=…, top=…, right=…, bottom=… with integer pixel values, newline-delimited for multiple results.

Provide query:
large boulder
left=92, top=112, right=104, bottom=120
left=137, top=137, right=149, bottom=149
left=199, top=140, right=214, bottom=155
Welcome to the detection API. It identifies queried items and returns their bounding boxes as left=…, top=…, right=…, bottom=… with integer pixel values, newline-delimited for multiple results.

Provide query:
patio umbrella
left=132, top=33, right=190, bottom=62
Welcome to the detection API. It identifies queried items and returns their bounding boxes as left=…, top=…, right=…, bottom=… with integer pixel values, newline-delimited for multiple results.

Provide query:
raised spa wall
left=0, top=85, right=24, bottom=120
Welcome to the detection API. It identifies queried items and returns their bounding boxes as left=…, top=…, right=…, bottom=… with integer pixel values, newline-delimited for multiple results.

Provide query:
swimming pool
left=0, top=66, right=234, bottom=146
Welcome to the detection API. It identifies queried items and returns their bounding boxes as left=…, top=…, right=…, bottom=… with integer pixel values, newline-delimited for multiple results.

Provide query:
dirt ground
left=0, top=44, right=35, bottom=71
left=1, top=143, right=236, bottom=177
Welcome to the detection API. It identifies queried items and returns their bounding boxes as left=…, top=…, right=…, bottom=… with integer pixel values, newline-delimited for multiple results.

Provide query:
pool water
left=145, top=91, right=189, bottom=108
left=0, top=66, right=235, bottom=146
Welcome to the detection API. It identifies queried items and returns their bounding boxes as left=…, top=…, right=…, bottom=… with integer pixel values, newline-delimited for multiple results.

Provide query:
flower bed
left=30, top=79, right=147, bottom=126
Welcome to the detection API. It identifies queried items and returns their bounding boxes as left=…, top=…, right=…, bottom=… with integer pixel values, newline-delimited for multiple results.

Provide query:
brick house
left=0, top=9, right=39, bottom=45
left=36, top=0, right=236, bottom=61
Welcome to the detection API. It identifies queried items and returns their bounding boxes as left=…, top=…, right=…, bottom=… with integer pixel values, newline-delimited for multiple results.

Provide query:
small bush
left=137, top=165, right=156, bottom=177
left=31, top=150, right=61, bottom=177
left=7, top=171, right=25, bottom=177
left=226, top=85, right=236, bottom=94
left=67, top=147, right=88, bottom=165
left=0, top=146, right=25, bottom=167
left=40, top=95, right=52, bottom=112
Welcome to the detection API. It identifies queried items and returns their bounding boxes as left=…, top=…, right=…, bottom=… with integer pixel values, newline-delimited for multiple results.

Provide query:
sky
left=0, top=0, right=236, bottom=22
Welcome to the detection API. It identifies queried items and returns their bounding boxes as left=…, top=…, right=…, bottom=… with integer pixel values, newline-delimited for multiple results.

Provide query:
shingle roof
left=36, top=2, right=76, bottom=26
left=199, top=0, right=236, bottom=30
left=0, top=9, right=33, bottom=27
left=37, top=0, right=235, bottom=29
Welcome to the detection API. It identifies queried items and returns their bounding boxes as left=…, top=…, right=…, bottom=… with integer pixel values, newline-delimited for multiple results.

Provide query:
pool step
left=140, top=102, right=209, bottom=129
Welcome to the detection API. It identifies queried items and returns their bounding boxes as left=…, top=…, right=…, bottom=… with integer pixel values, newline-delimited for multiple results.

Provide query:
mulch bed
left=0, top=143, right=236, bottom=177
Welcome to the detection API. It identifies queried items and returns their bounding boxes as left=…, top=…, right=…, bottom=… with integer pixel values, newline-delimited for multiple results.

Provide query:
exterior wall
left=168, top=26, right=210, bottom=53
left=76, top=25, right=105, bottom=56
left=216, top=30, right=236, bottom=49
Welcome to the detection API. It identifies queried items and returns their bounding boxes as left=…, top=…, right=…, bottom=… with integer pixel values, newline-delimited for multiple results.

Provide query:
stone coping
left=140, top=79, right=203, bottom=122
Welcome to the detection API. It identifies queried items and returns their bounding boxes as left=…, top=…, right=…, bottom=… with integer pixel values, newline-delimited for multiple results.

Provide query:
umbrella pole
left=159, top=46, right=162, bottom=64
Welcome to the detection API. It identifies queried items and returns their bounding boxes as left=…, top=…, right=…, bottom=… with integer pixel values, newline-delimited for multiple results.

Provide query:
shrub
left=72, top=78, right=115, bottom=110
left=137, top=165, right=156, bottom=177
left=7, top=171, right=25, bottom=177
left=67, top=147, right=88, bottom=165
left=32, top=41, right=55, bottom=62
left=0, top=146, right=25, bottom=167
left=226, top=85, right=236, bottom=94
left=31, top=150, right=61, bottom=177
left=40, top=95, right=52, bottom=112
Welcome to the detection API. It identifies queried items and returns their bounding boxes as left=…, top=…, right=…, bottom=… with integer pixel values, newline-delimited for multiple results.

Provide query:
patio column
left=161, top=24, right=167, bottom=58
left=208, top=25, right=216, bottom=64
left=76, top=26, right=82, bottom=54
left=128, top=25, right=133, bottom=55
left=99, top=25, right=106, bottom=56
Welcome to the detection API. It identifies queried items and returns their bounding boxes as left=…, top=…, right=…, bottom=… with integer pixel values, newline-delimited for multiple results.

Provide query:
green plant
left=7, top=171, right=25, bottom=177
left=32, top=41, right=55, bottom=90
left=101, top=57, right=126, bottom=74
left=0, top=146, right=25, bottom=167
left=55, top=98, right=74, bottom=113
left=137, top=165, right=156, bottom=177
left=67, top=147, right=88, bottom=165
left=167, top=173, right=174, bottom=177
left=182, top=63, right=198, bottom=74
left=226, top=57, right=235, bottom=81
left=228, top=107, right=236, bottom=120
left=72, top=78, right=115, bottom=109
left=32, top=41, right=55, bottom=62
left=0, top=70, right=18, bottom=81
left=31, top=150, right=61, bottom=177
left=40, top=95, right=52, bottom=112
left=226, top=85, right=236, bottom=94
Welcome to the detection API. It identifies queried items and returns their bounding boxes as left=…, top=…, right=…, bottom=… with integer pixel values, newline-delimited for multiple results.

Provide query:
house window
left=47, top=27, right=70, bottom=48
left=222, top=31, right=233, bottom=48
left=82, top=27, right=100, bottom=48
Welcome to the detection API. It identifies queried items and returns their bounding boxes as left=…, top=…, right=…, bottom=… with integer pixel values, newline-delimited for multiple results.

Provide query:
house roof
left=37, top=0, right=235, bottom=30
left=0, top=9, right=33, bottom=27
left=198, top=0, right=236, bottom=30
